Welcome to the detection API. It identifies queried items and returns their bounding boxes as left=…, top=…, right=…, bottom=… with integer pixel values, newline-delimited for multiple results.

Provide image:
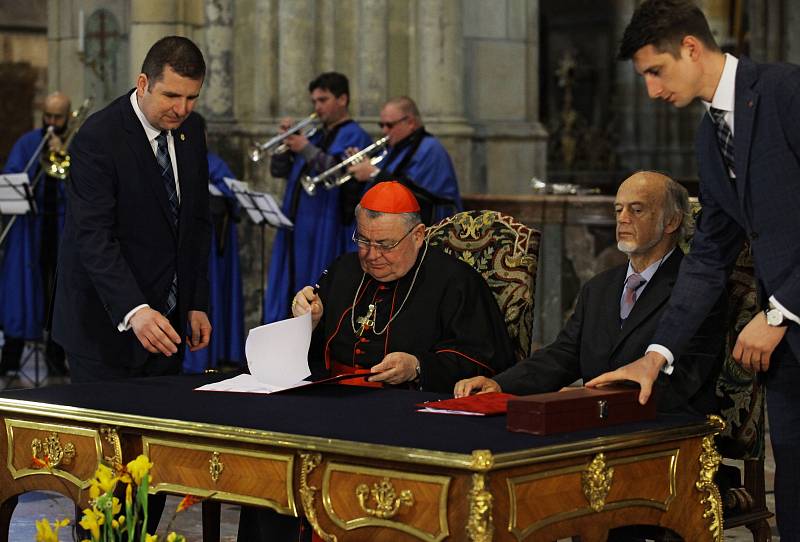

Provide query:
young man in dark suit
left=455, top=171, right=726, bottom=417
left=53, top=36, right=212, bottom=383
left=587, top=2, right=800, bottom=537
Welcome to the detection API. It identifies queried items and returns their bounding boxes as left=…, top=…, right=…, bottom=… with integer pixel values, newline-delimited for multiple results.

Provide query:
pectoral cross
left=356, top=304, right=376, bottom=336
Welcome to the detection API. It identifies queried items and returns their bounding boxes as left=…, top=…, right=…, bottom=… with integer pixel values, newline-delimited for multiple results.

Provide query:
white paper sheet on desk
left=195, top=312, right=313, bottom=393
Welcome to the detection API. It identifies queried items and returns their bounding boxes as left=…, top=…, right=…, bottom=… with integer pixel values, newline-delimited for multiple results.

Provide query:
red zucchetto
left=359, top=181, right=420, bottom=214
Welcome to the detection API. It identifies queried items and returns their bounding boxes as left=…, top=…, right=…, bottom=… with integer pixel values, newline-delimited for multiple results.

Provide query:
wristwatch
left=765, top=303, right=788, bottom=327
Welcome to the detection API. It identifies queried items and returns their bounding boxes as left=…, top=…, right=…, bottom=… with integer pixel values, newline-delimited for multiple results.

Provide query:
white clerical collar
left=129, top=89, right=165, bottom=143
left=703, top=53, right=738, bottom=115
left=626, top=248, right=674, bottom=284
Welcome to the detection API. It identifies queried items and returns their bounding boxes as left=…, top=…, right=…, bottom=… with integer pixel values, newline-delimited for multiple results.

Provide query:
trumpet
left=42, top=97, right=93, bottom=180
left=249, top=113, right=319, bottom=162
left=301, top=136, right=389, bottom=196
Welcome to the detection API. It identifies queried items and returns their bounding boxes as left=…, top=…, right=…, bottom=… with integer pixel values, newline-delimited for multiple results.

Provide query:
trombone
left=249, top=114, right=319, bottom=162
left=301, top=136, right=389, bottom=196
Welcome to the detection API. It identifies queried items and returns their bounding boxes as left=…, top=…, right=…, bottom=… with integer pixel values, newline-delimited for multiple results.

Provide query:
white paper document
left=196, top=312, right=313, bottom=394
left=0, top=173, right=32, bottom=215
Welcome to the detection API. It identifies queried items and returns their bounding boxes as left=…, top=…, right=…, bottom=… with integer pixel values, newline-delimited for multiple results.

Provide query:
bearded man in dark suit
left=53, top=36, right=212, bottom=383
left=455, top=171, right=726, bottom=417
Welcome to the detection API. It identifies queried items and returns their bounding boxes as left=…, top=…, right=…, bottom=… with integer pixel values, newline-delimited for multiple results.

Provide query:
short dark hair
left=141, top=36, right=206, bottom=86
left=308, top=72, right=350, bottom=105
left=618, top=0, right=720, bottom=60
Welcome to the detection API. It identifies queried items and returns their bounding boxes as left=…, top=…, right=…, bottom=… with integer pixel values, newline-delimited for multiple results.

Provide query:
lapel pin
left=180, top=133, right=186, bottom=141
left=747, top=100, right=753, bottom=108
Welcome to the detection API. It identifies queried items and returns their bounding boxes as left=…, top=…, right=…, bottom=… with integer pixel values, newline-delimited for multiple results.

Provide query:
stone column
left=356, top=0, right=388, bottom=118
left=204, top=0, right=234, bottom=120
left=129, top=2, right=177, bottom=82
left=277, top=0, right=315, bottom=116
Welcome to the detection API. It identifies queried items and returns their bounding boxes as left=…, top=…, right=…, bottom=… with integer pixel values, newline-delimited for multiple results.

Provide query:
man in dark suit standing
left=454, top=171, right=725, bottom=416
left=587, top=2, right=800, bottom=537
left=53, top=36, right=212, bottom=383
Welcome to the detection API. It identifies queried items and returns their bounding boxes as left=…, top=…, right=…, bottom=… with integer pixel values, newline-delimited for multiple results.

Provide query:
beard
left=617, top=225, right=665, bottom=255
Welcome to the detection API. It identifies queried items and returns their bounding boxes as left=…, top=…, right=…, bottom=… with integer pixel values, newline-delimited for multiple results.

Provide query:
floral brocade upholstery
left=682, top=204, right=764, bottom=460
left=425, top=210, right=541, bottom=362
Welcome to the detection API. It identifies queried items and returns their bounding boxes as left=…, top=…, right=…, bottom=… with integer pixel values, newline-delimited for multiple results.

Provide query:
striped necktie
left=620, top=273, right=647, bottom=321
left=156, top=131, right=178, bottom=315
left=709, top=107, right=735, bottom=178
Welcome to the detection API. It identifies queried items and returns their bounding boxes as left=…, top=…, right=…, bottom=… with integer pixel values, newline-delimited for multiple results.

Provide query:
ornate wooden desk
left=0, top=376, right=724, bottom=541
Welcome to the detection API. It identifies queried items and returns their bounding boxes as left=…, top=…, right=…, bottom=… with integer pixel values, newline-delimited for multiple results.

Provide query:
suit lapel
left=612, top=250, right=682, bottom=353
left=173, top=127, right=192, bottom=247
left=600, top=265, right=628, bottom=351
left=120, top=91, right=178, bottom=238
left=733, top=57, right=759, bottom=215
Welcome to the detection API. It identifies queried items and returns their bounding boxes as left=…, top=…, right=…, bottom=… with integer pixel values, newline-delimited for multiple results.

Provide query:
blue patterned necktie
left=156, top=131, right=178, bottom=315
left=709, top=107, right=735, bottom=178
left=620, top=273, right=647, bottom=321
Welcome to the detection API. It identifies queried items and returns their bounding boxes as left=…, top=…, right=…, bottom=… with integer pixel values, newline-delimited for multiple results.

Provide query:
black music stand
left=0, top=173, right=49, bottom=390
left=223, top=178, right=293, bottom=323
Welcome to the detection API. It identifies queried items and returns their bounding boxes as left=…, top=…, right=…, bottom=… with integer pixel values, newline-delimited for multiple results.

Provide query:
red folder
left=416, top=392, right=515, bottom=416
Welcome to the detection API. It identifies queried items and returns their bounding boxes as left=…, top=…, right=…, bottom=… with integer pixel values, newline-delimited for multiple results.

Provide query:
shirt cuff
left=646, top=344, right=675, bottom=375
left=769, top=295, right=800, bottom=325
left=118, top=304, right=150, bottom=332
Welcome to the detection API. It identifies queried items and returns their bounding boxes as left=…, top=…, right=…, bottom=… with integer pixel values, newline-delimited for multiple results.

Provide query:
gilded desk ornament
left=100, top=426, right=122, bottom=468
left=469, top=450, right=494, bottom=471
left=582, top=453, right=614, bottom=512
left=696, top=415, right=725, bottom=542
left=355, top=477, right=414, bottom=519
left=209, top=451, right=224, bottom=483
left=299, top=452, right=337, bottom=542
left=466, top=473, right=494, bottom=542
left=31, top=432, right=76, bottom=469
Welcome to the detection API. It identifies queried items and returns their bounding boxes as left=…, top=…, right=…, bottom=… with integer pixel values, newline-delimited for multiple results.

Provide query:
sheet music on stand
left=0, top=173, right=33, bottom=216
left=223, top=177, right=292, bottom=229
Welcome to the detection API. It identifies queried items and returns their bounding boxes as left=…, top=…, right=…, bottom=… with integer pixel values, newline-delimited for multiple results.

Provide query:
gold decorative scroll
left=582, top=453, right=614, bottom=512
left=466, top=473, right=493, bottom=542
left=299, top=452, right=337, bottom=542
left=696, top=415, right=724, bottom=542
left=355, top=477, right=414, bottom=519
left=209, top=451, right=224, bottom=483
left=31, top=432, right=76, bottom=469
left=100, top=426, right=122, bottom=468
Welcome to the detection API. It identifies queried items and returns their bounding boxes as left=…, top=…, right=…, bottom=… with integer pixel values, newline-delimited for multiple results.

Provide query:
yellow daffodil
left=126, top=454, right=154, bottom=485
left=145, top=534, right=159, bottom=542
left=118, top=515, right=126, bottom=526
left=89, top=462, right=118, bottom=499
left=176, top=494, right=202, bottom=513
left=166, top=532, right=186, bottom=542
left=78, top=507, right=104, bottom=540
left=34, top=518, right=57, bottom=542
left=126, top=482, right=133, bottom=505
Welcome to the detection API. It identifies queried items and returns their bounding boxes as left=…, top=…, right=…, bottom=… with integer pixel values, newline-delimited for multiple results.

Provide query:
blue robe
left=0, top=128, right=65, bottom=340
left=263, top=121, right=372, bottom=323
left=182, top=153, right=245, bottom=372
left=376, top=131, right=462, bottom=221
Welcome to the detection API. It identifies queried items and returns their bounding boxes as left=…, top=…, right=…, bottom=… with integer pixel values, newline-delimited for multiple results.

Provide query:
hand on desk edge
left=368, top=352, right=418, bottom=385
left=453, top=376, right=501, bottom=398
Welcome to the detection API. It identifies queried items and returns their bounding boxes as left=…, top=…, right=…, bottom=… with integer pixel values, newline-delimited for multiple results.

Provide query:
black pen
left=313, top=269, right=328, bottom=296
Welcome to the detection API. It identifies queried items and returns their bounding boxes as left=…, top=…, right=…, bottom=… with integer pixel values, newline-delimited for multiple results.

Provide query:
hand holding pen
left=291, top=270, right=327, bottom=328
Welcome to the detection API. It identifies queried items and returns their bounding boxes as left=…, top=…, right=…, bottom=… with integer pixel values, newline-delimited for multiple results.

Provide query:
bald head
left=615, top=171, right=690, bottom=267
left=43, top=92, right=71, bottom=134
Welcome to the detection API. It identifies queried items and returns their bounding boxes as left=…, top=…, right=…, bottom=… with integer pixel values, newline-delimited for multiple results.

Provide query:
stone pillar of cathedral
left=203, top=0, right=235, bottom=120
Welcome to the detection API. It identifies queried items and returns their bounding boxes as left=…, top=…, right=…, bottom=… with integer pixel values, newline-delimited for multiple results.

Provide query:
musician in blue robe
left=263, top=72, right=372, bottom=323
left=182, top=150, right=245, bottom=372
left=347, top=96, right=462, bottom=224
left=0, top=92, right=71, bottom=376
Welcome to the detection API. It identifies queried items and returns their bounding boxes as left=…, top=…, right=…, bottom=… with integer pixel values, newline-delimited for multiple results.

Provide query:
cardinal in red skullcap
left=289, top=180, right=514, bottom=393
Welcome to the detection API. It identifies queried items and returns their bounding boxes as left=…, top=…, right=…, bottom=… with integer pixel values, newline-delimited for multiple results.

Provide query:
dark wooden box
left=506, top=386, right=656, bottom=435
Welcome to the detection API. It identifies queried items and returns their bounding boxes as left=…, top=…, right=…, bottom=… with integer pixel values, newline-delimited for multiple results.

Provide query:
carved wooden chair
left=683, top=204, right=772, bottom=541
left=425, top=210, right=541, bottom=362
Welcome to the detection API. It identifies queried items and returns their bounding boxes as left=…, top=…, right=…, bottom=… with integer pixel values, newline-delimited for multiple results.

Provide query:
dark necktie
left=620, top=273, right=647, bottom=321
left=709, top=107, right=735, bottom=178
left=156, top=131, right=178, bottom=315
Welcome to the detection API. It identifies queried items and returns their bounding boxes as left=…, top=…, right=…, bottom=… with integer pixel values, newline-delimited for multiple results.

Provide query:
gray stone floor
left=1, top=351, right=780, bottom=541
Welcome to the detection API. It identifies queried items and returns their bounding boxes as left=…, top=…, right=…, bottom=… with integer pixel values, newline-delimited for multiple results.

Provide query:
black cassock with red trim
left=308, top=247, right=515, bottom=393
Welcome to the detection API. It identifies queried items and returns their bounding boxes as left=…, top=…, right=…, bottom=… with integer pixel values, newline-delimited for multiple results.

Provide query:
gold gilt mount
left=31, top=432, right=76, bottom=469
left=696, top=415, right=725, bottom=542
left=299, top=452, right=337, bottom=542
left=209, top=451, right=224, bottom=483
left=582, top=453, right=614, bottom=512
left=100, top=426, right=122, bottom=468
left=466, top=473, right=493, bottom=542
left=355, top=477, right=414, bottom=519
